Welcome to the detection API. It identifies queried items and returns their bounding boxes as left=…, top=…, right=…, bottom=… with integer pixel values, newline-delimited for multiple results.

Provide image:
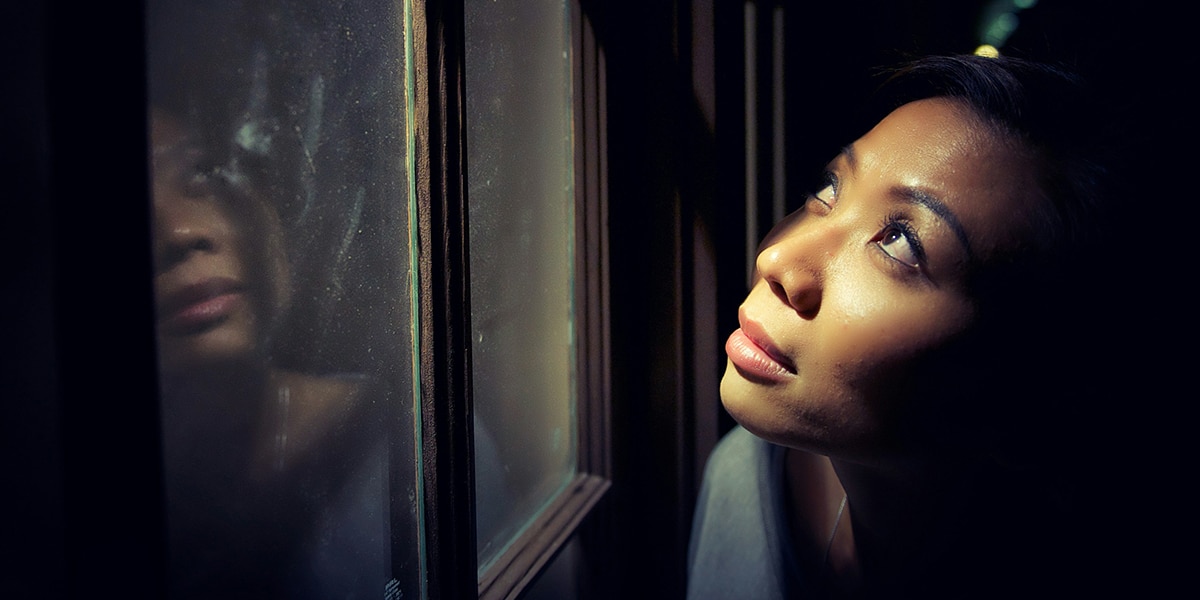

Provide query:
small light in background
left=977, top=0, right=1035, bottom=52
left=983, top=11, right=1020, bottom=47
left=974, top=44, right=1001, bottom=58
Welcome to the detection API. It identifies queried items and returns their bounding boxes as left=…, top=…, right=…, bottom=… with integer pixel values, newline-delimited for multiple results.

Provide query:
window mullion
left=412, top=1, right=478, bottom=599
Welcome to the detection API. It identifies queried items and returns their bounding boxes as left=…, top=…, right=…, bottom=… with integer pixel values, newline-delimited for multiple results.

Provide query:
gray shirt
left=687, top=426, right=828, bottom=600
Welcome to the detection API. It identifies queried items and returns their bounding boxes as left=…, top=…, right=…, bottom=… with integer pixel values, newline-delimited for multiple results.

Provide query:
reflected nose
left=152, top=185, right=218, bottom=272
left=755, top=217, right=842, bottom=318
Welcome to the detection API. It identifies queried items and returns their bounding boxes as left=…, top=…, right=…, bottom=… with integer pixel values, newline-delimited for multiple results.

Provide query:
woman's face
left=721, top=97, right=1044, bottom=462
left=150, top=110, right=290, bottom=375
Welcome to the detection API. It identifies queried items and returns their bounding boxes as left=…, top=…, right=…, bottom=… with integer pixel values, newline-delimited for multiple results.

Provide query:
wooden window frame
left=411, top=1, right=611, bottom=598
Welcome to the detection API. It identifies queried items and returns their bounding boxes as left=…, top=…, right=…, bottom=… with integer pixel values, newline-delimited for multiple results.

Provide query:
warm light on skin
left=720, top=97, right=1044, bottom=465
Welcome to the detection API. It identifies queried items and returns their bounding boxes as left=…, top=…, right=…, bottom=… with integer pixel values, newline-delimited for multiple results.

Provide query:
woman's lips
left=157, top=277, right=246, bottom=336
left=726, top=318, right=796, bottom=383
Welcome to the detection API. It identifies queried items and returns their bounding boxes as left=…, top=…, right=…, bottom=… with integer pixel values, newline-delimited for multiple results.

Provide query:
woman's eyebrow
left=839, top=145, right=975, bottom=261
left=894, top=187, right=974, bottom=261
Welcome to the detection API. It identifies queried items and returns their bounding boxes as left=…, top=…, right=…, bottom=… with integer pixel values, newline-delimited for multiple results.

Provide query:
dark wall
left=4, top=1, right=66, bottom=597
left=6, top=0, right=167, bottom=598
left=598, top=1, right=704, bottom=595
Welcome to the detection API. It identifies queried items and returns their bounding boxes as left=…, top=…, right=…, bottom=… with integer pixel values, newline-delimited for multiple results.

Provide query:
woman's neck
left=783, top=450, right=861, bottom=591
left=785, top=448, right=983, bottom=594
left=160, top=361, right=272, bottom=438
left=160, top=365, right=369, bottom=489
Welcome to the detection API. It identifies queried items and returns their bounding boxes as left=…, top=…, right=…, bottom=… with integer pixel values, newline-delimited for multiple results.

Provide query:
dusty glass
left=145, top=1, right=422, bottom=597
left=463, top=0, right=577, bottom=574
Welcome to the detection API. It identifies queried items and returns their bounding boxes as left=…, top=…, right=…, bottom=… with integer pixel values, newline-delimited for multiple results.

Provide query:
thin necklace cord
left=823, top=493, right=848, bottom=567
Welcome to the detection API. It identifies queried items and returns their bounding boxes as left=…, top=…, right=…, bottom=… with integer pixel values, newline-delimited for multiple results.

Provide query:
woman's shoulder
left=688, top=426, right=794, bottom=600
left=694, top=425, right=785, bottom=517
left=703, top=425, right=775, bottom=479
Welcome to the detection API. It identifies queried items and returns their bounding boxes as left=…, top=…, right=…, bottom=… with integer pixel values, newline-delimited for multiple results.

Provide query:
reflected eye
left=169, top=147, right=223, bottom=197
left=875, top=221, right=923, bottom=269
left=182, top=160, right=234, bottom=198
left=183, top=169, right=216, bottom=194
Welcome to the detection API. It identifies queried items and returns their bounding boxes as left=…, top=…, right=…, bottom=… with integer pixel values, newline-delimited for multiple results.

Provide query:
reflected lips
left=726, top=316, right=796, bottom=383
left=158, top=277, right=245, bottom=335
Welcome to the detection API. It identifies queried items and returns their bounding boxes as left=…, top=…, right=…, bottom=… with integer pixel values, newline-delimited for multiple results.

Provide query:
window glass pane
left=145, top=1, right=422, bottom=598
left=463, top=0, right=577, bottom=573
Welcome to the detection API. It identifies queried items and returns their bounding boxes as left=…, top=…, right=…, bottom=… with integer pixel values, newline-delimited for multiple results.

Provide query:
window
left=413, top=1, right=610, bottom=597
left=33, top=0, right=721, bottom=597
left=136, top=0, right=610, bottom=598
left=463, top=0, right=580, bottom=575
left=144, top=1, right=422, bottom=597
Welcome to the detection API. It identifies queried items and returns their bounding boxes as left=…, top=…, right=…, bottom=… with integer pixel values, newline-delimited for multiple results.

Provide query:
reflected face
left=151, top=110, right=290, bottom=375
left=721, top=97, right=1043, bottom=461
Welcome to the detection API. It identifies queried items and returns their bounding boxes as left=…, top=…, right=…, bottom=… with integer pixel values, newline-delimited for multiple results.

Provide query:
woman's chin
left=157, top=326, right=265, bottom=379
left=720, top=362, right=891, bottom=461
left=719, top=363, right=798, bottom=447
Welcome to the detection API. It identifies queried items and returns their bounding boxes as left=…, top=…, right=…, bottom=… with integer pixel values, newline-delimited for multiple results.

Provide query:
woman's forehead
left=850, top=97, right=1044, bottom=261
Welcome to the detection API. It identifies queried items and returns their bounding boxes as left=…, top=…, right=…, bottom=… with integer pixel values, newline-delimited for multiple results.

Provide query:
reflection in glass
left=146, top=1, right=419, bottom=597
left=464, top=0, right=577, bottom=574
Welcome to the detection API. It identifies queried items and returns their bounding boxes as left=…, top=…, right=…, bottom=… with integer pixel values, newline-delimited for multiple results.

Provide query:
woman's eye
left=806, top=173, right=838, bottom=213
left=812, top=183, right=835, bottom=206
left=876, top=224, right=921, bottom=269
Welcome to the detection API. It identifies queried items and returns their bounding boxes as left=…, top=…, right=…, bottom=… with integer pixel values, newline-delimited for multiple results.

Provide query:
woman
left=688, top=55, right=1114, bottom=599
left=151, top=107, right=391, bottom=599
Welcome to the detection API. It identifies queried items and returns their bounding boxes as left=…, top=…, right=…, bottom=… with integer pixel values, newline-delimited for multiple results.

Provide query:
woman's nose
left=755, top=220, right=841, bottom=318
left=152, top=187, right=218, bottom=272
